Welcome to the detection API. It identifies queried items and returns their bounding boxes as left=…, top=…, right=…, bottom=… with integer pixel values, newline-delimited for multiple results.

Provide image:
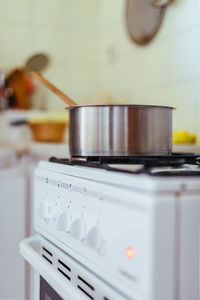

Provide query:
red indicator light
left=125, top=247, right=136, bottom=258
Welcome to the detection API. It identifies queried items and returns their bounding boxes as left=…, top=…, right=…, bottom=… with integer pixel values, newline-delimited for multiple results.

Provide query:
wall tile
left=0, top=0, right=199, bottom=130
left=101, top=19, right=199, bottom=87
left=30, top=0, right=66, bottom=28
left=0, top=0, right=30, bottom=24
left=0, top=0, right=101, bottom=111
left=99, top=0, right=124, bottom=30
left=30, top=0, right=99, bottom=31
left=132, top=81, right=199, bottom=131
left=156, top=0, right=200, bottom=42
left=63, top=0, right=100, bottom=31
left=0, top=26, right=30, bottom=68
left=100, top=0, right=200, bottom=140
left=44, top=64, right=102, bottom=110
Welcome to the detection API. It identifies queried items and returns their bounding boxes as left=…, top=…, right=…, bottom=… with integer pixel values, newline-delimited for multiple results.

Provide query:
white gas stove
left=20, top=155, right=200, bottom=300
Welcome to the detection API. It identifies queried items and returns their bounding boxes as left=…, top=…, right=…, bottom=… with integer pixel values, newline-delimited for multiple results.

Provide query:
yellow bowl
left=29, top=122, right=67, bottom=143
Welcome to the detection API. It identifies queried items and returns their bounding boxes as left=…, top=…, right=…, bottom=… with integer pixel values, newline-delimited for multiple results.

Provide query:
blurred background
left=0, top=1, right=200, bottom=299
left=0, top=0, right=199, bottom=137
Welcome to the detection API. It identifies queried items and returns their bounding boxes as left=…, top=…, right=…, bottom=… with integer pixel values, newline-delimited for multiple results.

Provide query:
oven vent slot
left=42, top=254, right=52, bottom=264
left=77, top=285, right=94, bottom=300
left=41, top=245, right=53, bottom=265
left=57, top=259, right=71, bottom=281
left=41, top=242, right=114, bottom=300
left=58, top=259, right=71, bottom=272
left=77, top=275, right=94, bottom=291
left=57, top=268, right=71, bottom=281
left=42, top=246, right=53, bottom=257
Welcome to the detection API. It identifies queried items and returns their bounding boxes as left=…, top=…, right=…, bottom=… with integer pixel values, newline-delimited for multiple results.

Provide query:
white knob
left=38, top=201, right=51, bottom=223
left=86, top=226, right=103, bottom=250
left=51, top=201, right=62, bottom=220
left=56, top=210, right=72, bottom=232
left=70, top=217, right=87, bottom=240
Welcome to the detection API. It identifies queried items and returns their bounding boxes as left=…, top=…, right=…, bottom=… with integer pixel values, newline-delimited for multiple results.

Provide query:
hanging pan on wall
left=126, top=0, right=173, bottom=46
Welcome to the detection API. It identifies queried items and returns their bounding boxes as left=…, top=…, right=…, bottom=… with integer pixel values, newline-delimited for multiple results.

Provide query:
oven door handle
left=20, top=235, right=84, bottom=300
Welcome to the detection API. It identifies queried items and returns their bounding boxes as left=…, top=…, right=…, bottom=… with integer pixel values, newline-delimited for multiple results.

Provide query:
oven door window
left=40, top=276, right=63, bottom=300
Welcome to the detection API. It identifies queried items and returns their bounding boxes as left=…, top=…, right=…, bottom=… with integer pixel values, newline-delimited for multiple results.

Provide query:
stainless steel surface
left=150, top=0, right=173, bottom=7
left=68, top=105, right=173, bottom=157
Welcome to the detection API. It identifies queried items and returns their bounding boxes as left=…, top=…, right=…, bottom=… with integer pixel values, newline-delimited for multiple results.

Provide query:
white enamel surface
left=34, top=166, right=153, bottom=298
left=20, top=236, right=82, bottom=300
left=32, top=161, right=200, bottom=300
left=38, top=161, right=200, bottom=192
left=21, top=234, right=145, bottom=300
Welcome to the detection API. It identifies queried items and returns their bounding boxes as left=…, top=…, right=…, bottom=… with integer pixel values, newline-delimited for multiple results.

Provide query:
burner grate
left=49, top=154, right=200, bottom=177
left=50, top=154, right=200, bottom=166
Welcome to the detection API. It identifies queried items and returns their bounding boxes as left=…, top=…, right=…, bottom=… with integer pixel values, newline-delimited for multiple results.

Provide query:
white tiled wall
left=0, top=0, right=101, bottom=110
left=99, top=0, right=200, bottom=136
left=0, top=0, right=199, bottom=138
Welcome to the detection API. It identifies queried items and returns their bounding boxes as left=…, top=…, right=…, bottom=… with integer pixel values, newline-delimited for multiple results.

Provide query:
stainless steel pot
left=68, top=105, right=173, bottom=157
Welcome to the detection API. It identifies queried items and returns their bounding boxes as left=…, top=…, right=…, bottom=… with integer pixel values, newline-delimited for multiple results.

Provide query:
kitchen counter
left=173, top=144, right=200, bottom=154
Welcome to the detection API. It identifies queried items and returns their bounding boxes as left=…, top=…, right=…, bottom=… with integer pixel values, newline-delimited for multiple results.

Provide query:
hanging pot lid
left=126, top=0, right=167, bottom=46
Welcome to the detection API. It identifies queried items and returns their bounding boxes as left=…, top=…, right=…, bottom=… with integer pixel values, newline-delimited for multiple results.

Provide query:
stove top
left=34, top=155, right=200, bottom=300
left=49, top=154, right=200, bottom=176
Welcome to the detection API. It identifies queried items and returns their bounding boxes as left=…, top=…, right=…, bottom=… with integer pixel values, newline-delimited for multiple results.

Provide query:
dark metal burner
left=50, top=154, right=200, bottom=166
left=49, top=154, right=200, bottom=177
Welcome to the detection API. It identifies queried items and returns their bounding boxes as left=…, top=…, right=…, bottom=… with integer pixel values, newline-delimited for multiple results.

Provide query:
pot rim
left=66, top=104, right=175, bottom=110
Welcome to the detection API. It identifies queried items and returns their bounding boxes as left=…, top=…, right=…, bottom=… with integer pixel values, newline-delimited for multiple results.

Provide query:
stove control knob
left=56, top=210, right=72, bottom=232
left=38, top=201, right=51, bottom=223
left=51, top=201, right=62, bottom=220
left=86, top=226, right=103, bottom=250
left=70, top=217, right=87, bottom=241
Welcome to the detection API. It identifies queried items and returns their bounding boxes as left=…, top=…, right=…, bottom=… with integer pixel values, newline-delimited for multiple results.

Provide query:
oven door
left=40, top=276, right=63, bottom=300
left=20, top=235, right=85, bottom=300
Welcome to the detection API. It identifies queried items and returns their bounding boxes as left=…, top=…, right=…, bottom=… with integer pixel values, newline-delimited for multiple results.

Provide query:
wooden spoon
left=30, top=71, right=77, bottom=106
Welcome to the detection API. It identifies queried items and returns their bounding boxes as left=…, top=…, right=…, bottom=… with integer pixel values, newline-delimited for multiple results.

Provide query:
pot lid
left=126, top=0, right=167, bottom=45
